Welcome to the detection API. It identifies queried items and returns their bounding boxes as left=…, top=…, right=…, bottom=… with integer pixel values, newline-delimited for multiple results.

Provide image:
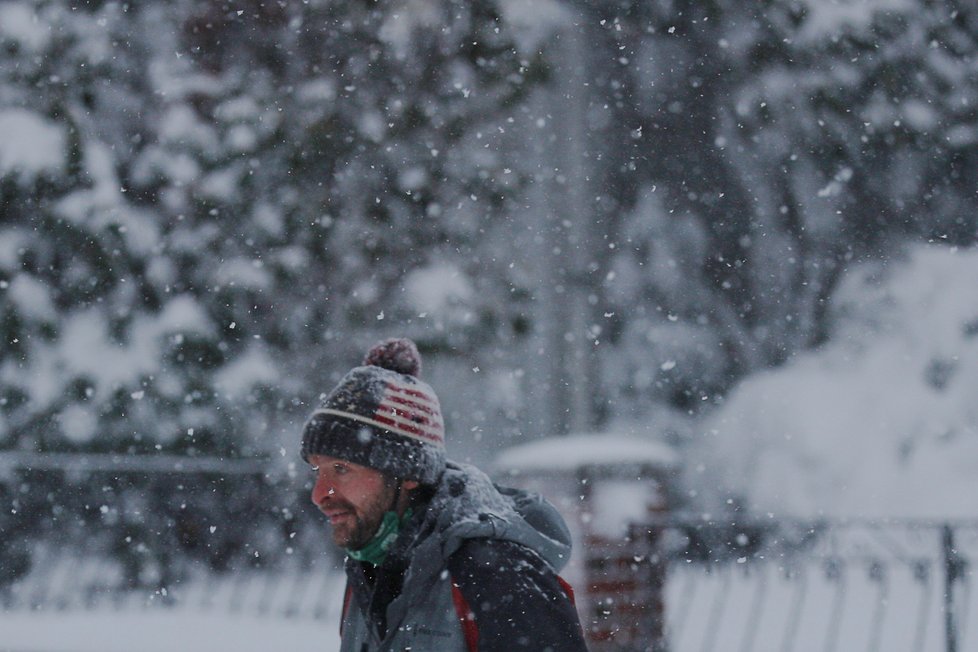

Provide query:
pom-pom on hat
left=300, top=338, right=446, bottom=485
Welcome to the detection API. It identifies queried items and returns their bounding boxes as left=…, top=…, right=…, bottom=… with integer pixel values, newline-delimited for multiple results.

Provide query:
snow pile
left=707, top=244, right=978, bottom=518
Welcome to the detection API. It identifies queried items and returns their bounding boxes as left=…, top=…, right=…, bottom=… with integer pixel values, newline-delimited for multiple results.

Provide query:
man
left=301, top=338, right=588, bottom=651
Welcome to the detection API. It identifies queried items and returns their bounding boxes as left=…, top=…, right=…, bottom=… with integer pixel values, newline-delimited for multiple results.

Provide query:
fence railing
left=0, top=543, right=344, bottom=622
left=587, top=517, right=978, bottom=652
left=8, top=517, right=975, bottom=652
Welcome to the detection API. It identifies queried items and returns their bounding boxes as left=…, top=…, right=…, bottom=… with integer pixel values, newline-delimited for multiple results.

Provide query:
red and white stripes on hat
left=310, top=377, right=445, bottom=448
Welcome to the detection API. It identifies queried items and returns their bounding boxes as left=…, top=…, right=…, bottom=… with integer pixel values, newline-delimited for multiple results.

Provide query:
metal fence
left=0, top=452, right=345, bottom=623
left=0, top=544, right=344, bottom=622
left=641, top=517, right=978, bottom=652
left=7, top=517, right=977, bottom=652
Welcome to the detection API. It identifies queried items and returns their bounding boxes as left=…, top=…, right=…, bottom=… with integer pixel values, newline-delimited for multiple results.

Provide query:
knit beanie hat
left=300, top=338, right=446, bottom=485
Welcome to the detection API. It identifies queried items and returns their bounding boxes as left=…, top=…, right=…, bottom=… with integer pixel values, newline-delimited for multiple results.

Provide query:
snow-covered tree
left=0, top=0, right=547, bottom=582
left=575, top=0, right=978, bottom=422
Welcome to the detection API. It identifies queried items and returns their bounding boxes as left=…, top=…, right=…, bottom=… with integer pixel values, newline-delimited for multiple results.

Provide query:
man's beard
left=329, top=484, right=397, bottom=550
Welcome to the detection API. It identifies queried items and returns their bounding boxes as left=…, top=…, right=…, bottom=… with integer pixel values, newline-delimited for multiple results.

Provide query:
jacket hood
left=409, top=461, right=573, bottom=572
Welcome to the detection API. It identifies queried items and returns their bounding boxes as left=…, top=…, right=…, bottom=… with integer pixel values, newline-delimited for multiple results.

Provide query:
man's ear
left=403, top=479, right=420, bottom=491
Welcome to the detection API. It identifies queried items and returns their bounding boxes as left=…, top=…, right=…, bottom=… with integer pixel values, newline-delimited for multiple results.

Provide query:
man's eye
left=334, top=465, right=348, bottom=475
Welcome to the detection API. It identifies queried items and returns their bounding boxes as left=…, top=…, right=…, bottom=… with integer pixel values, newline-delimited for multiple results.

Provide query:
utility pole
left=546, top=13, right=596, bottom=435
left=943, top=524, right=962, bottom=652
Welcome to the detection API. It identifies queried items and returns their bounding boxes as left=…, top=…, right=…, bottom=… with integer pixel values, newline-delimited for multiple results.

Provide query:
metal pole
left=942, top=524, right=958, bottom=652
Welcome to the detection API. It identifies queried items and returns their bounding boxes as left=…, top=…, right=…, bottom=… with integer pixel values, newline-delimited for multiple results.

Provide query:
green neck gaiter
left=347, top=508, right=413, bottom=566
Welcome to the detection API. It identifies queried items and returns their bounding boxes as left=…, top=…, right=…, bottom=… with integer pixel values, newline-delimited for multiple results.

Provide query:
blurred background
left=1, top=0, right=977, bottom=650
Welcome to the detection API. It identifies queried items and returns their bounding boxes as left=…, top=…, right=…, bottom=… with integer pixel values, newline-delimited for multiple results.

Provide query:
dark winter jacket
left=338, top=461, right=588, bottom=652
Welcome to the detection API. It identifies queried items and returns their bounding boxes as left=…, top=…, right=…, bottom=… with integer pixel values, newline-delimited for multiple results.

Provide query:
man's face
left=308, top=454, right=398, bottom=550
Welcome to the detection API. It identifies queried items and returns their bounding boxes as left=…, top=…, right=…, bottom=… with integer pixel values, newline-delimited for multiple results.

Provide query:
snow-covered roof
left=495, top=433, right=679, bottom=473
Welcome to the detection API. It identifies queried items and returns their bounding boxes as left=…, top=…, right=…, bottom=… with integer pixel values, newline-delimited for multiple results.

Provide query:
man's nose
left=312, top=475, right=337, bottom=505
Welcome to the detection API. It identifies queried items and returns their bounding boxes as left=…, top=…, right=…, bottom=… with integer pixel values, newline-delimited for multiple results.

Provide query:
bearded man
left=301, top=338, right=588, bottom=651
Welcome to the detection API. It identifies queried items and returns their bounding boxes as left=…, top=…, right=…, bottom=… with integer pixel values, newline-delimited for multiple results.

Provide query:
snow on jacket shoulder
left=339, top=461, right=588, bottom=652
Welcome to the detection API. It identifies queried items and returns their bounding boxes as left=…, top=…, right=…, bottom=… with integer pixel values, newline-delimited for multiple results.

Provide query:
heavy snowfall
left=1, top=0, right=977, bottom=650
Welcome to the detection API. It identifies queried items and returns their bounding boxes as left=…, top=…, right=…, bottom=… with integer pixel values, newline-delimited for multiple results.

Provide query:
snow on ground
left=705, top=244, right=978, bottom=519
left=0, top=610, right=340, bottom=652
left=0, top=552, right=344, bottom=652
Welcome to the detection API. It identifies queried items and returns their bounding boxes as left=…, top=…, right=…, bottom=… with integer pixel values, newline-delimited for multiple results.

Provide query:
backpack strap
left=557, top=575, right=576, bottom=605
left=339, top=583, right=353, bottom=637
left=451, top=581, right=479, bottom=652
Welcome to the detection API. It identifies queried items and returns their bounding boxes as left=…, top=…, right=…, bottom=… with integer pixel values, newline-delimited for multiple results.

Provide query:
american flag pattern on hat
left=310, top=378, right=445, bottom=449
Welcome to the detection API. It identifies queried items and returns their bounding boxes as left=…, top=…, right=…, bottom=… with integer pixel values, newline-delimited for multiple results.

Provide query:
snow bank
left=708, top=244, right=978, bottom=519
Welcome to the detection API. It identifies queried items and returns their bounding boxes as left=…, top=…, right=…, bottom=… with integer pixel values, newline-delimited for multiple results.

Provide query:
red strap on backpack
left=339, top=583, right=353, bottom=637
left=557, top=575, right=576, bottom=605
left=451, top=583, right=479, bottom=652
